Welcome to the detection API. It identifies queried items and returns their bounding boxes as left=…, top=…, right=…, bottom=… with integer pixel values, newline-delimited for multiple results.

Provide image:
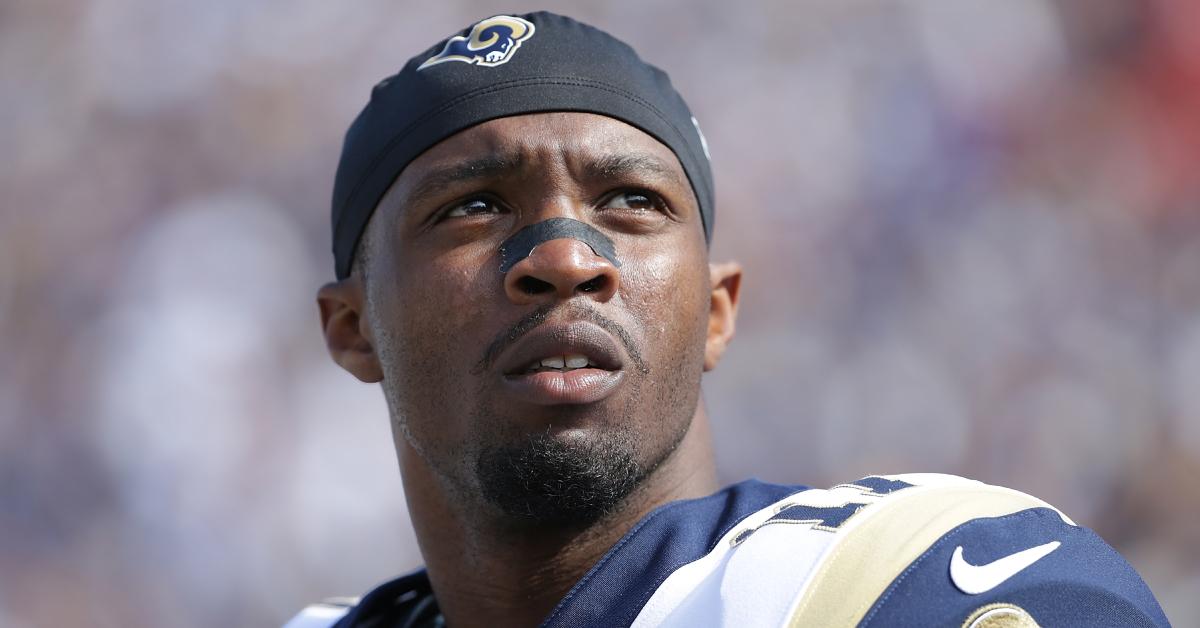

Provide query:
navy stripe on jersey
left=848, top=476, right=913, bottom=495
left=859, top=507, right=1170, bottom=627
left=766, top=502, right=867, bottom=530
left=542, top=479, right=806, bottom=627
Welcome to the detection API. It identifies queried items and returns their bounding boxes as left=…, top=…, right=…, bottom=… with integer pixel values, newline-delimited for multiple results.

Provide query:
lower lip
left=501, top=368, right=625, bottom=405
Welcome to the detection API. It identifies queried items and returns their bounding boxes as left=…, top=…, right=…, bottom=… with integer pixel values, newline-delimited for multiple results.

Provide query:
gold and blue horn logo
left=418, top=15, right=536, bottom=70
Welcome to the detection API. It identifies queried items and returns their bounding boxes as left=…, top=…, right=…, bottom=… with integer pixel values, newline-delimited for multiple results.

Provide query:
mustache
left=474, top=303, right=649, bottom=375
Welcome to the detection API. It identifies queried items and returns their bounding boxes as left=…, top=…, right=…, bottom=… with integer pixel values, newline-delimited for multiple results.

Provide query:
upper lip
left=497, top=321, right=625, bottom=375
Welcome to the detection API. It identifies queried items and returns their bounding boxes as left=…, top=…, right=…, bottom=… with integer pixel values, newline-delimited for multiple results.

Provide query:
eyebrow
left=405, top=154, right=524, bottom=208
left=582, top=153, right=687, bottom=189
left=402, top=149, right=687, bottom=209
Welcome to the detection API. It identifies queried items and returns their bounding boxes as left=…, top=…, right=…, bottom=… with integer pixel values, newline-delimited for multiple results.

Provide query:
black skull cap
left=330, top=11, right=714, bottom=279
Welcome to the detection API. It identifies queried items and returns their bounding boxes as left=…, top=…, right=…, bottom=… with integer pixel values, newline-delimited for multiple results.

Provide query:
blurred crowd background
left=3, top=0, right=1198, bottom=625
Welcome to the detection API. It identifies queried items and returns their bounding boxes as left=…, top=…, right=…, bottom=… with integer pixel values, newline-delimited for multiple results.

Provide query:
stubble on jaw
left=473, top=424, right=646, bottom=526
left=370, top=297, right=702, bottom=530
left=468, top=314, right=704, bottom=528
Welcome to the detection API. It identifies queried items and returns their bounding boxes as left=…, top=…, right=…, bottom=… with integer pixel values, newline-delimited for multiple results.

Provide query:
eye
left=602, top=190, right=662, bottom=213
left=442, top=197, right=506, bottom=219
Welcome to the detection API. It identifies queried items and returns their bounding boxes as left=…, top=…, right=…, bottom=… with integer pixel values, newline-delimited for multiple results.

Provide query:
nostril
left=516, top=276, right=554, bottom=295
left=577, top=275, right=607, bottom=294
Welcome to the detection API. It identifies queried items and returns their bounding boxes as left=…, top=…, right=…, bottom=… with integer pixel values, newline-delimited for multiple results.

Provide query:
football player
left=293, top=12, right=1170, bottom=627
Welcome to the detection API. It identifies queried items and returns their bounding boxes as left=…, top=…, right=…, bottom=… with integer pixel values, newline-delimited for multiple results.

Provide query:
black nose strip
left=498, top=217, right=622, bottom=272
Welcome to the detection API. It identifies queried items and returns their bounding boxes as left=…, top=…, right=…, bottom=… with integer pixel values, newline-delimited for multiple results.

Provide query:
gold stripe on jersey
left=784, top=481, right=1067, bottom=627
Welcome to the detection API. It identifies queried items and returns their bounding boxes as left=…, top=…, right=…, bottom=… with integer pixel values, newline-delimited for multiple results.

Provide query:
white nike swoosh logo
left=949, top=540, right=1061, bottom=595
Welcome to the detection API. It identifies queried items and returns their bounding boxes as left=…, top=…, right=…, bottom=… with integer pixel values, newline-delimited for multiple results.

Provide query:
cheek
left=371, top=249, right=498, bottom=421
left=619, top=239, right=708, bottom=351
left=390, top=247, right=498, bottom=339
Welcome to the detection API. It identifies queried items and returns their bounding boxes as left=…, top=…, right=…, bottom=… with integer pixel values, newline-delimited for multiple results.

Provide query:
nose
left=503, top=237, right=620, bottom=305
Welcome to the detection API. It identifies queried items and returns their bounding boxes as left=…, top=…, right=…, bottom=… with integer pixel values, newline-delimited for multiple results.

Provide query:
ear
left=704, top=261, right=743, bottom=371
left=317, top=278, right=383, bottom=383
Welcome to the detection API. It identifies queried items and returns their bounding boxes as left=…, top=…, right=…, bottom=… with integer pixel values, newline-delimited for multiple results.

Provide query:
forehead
left=399, top=112, right=688, bottom=185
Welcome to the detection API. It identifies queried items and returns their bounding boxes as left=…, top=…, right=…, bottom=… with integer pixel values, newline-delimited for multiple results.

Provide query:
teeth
left=524, top=353, right=596, bottom=373
left=565, top=354, right=589, bottom=369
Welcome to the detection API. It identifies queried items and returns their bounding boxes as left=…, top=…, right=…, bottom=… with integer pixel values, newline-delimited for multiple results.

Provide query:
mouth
left=515, top=353, right=608, bottom=374
left=497, top=322, right=626, bottom=406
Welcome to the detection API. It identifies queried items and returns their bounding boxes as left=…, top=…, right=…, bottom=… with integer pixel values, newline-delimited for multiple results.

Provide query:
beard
left=469, top=341, right=696, bottom=528
left=474, top=426, right=648, bottom=527
left=371, top=294, right=704, bottom=529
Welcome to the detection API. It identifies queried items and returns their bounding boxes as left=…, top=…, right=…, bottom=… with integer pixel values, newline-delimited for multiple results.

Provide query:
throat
left=429, top=521, right=626, bottom=628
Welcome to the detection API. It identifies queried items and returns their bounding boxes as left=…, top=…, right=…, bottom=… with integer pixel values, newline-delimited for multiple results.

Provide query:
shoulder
left=627, top=473, right=1170, bottom=628
left=284, top=475, right=1171, bottom=627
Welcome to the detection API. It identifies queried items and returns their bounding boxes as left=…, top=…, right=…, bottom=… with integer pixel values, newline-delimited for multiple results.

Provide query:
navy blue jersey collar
left=542, top=479, right=806, bottom=627
left=334, top=480, right=806, bottom=627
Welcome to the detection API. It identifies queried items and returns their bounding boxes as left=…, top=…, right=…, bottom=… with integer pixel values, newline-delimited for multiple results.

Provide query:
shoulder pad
left=632, top=474, right=1167, bottom=627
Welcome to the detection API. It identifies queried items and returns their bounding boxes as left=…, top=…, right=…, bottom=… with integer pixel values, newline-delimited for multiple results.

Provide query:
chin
left=472, top=425, right=646, bottom=526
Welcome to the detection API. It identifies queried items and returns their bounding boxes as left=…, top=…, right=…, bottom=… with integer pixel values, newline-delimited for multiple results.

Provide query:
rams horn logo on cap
left=418, top=15, right=536, bottom=70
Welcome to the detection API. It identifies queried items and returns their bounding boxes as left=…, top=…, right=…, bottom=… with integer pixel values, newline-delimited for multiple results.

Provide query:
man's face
left=348, top=112, right=714, bottom=525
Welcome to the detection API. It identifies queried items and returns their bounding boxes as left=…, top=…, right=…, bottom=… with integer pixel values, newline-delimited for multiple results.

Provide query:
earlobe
left=317, top=279, right=384, bottom=383
left=704, top=261, right=742, bottom=371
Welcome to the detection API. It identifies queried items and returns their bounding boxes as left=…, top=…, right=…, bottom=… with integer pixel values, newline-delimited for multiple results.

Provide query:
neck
left=398, top=404, right=718, bottom=628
